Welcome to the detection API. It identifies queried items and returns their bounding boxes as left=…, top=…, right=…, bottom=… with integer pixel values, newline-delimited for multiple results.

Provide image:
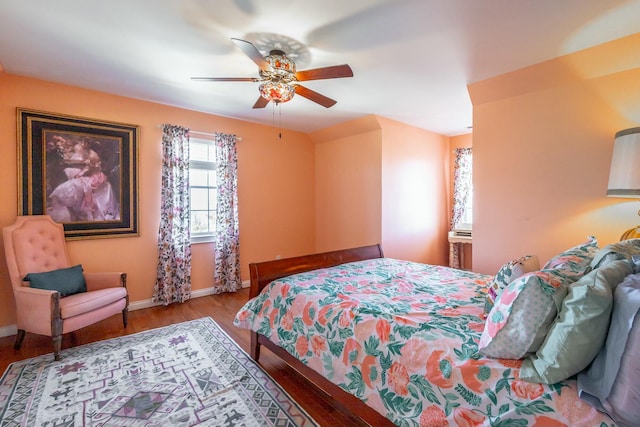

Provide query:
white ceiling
left=1, top=0, right=639, bottom=136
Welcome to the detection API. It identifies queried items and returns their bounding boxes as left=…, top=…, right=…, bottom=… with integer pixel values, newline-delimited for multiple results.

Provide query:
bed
left=234, top=244, right=623, bottom=427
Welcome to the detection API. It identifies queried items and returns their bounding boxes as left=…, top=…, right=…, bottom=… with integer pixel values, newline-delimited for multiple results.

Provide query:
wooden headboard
left=248, top=244, right=384, bottom=299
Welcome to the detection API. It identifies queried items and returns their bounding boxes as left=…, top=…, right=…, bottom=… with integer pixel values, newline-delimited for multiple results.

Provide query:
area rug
left=0, top=317, right=319, bottom=426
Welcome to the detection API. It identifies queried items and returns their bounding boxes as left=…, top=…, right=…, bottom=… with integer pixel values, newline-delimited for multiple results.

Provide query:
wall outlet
left=275, top=255, right=281, bottom=260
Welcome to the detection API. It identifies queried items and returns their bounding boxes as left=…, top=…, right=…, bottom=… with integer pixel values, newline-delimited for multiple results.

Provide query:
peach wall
left=312, top=115, right=450, bottom=264
left=0, top=73, right=315, bottom=328
left=449, top=133, right=473, bottom=269
left=312, top=116, right=382, bottom=252
left=469, top=33, right=640, bottom=274
left=379, top=117, right=450, bottom=264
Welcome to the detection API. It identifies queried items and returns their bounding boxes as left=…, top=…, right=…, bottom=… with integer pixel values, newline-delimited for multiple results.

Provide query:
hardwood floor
left=0, top=289, right=365, bottom=426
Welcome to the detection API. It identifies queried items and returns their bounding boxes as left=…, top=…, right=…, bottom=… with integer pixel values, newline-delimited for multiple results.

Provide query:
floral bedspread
left=234, top=258, right=616, bottom=427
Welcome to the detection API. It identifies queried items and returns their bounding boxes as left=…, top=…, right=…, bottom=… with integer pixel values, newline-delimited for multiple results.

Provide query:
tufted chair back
left=4, top=215, right=71, bottom=290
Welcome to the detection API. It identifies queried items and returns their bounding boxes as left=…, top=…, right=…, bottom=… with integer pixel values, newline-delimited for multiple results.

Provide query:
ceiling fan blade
left=231, top=38, right=273, bottom=72
left=296, top=64, right=353, bottom=81
left=252, top=96, right=270, bottom=109
left=295, top=85, right=337, bottom=108
left=191, top=77, right=259, bottom=82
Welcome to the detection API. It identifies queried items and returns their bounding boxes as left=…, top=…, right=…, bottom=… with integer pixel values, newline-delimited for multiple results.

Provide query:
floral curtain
left=153, top=124, right=192, bottom=305
left=450, top=147, right=472, bottom=269
left=213, top=132, right=241, bottom=293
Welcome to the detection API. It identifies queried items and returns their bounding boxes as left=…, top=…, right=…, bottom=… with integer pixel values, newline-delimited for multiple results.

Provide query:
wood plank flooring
left=0, top=289, right=366, bottom=426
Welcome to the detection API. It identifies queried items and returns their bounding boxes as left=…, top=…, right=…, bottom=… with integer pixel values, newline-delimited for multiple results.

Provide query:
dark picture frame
left=17, top=108, right=139, bottom=240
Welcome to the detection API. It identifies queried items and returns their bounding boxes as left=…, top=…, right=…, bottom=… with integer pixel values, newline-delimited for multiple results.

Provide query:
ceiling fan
left=191, top=38, right=353, bottom=109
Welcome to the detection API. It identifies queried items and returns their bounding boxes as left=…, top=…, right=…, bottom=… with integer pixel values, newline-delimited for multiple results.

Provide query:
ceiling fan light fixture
left=265, top=50, right=296, bottom=74
left=259, top=80, right=295, bottom=103
left=259, top=51, right=297, bottom=84
left=258, top=50, right=298, bottom=103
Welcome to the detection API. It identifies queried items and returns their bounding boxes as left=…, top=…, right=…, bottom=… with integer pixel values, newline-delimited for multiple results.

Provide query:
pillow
left=543, top=236, right=599, bottom=282
left=478, top=269, right=569, bottom=359
left=519, top=260, right=632, bottom=384
left=24, top=264, right=87, bottom=297
left=578, top=273, right=640, bottom=426
left=483, top=255, right=540, bottom=316
left=589, top=238, right=640, bottom=270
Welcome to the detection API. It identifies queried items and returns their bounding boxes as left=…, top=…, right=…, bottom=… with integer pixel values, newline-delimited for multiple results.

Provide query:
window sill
left=191, top=235, right=215, bottom=244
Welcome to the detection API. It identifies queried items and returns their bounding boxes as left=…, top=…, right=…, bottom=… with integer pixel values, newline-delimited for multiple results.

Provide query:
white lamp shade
left=607, top=127, right=640, bottom=198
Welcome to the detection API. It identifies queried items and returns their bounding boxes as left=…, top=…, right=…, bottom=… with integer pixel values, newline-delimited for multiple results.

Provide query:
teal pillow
left=519, top=259, right=632, bottom=384
left=24, top=264, right=87, bottom=297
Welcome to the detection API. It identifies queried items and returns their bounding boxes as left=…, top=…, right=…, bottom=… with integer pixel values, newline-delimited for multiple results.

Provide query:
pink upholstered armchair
left=2, top=215, right=128, bottom=360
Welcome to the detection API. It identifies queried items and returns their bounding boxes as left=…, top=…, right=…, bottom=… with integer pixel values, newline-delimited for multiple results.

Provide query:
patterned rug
left=0, top=317, right=318, bottom=426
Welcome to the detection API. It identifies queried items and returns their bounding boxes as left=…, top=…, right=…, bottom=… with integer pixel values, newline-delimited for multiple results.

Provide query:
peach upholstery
left=3, top=215, right=128, bottom=360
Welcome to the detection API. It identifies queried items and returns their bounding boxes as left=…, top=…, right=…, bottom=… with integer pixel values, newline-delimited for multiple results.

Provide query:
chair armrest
left=13, top=285, right=63, bottom=336
left=13, top=285, right=58, bottom=318
left=84, top=272, right=127, bottom=291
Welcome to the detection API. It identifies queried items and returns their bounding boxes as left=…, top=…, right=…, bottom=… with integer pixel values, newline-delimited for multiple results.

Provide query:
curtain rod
left=190, top=130, right=243, bottom=141
left=157, top=125, right=242, bottom=141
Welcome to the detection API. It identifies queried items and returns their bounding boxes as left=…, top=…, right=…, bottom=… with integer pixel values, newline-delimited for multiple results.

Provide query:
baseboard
left=0, top=280, right=251, bottom=338
left=127, top=279, right=250, bottom=311
left=0, top=324, right=17, bottom=338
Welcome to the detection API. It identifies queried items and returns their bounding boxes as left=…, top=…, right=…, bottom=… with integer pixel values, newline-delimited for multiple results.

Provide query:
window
left=452, top=148, right=472, bottom=231
left=189, top=137, right=216, bottom=242
left=457, top=185, right=473, bottom=230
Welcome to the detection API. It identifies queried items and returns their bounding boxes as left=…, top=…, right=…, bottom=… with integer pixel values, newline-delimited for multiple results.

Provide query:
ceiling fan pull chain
left=271, top=102, right=283, bottom=141
left=272, top=102, right=276, bottom=139
left=279, top=104, right=283, bottom=141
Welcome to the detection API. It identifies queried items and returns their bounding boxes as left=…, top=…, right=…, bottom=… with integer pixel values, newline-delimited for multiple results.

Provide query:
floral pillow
left=542, top=236, right=599, bottom=282
left=478, top=269, right=570, bottom=359
left=589, top=238, right=640, bottom=270
left=483, top=255, right=539, bottom=317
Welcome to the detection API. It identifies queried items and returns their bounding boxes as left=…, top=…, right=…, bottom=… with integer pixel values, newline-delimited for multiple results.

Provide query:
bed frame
left=248, top=244, right=395, bottom=427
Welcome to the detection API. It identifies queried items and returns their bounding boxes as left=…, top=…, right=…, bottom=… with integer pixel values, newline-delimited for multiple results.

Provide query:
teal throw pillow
left=519, top=259, right=632, bottom=384
left=24, top=264, right=87, bottom=297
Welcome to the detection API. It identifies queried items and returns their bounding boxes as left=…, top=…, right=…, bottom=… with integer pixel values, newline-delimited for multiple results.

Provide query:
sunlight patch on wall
left=561, top=2, right=640, bottom=56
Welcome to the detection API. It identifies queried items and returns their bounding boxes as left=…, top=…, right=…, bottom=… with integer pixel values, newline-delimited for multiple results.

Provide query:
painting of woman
left=45, top=133, right=121, bottom=223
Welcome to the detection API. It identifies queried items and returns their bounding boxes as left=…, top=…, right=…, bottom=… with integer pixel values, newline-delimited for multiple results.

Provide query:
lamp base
left=620, top=225, right=640, bottom=241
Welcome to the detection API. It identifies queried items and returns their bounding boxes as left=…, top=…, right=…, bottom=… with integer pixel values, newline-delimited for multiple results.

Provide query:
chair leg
left=14, top=329, right=26, bottom=350
left=52, top=335, right=62, bottom=361
left=122, top=307, right=128, bottom=328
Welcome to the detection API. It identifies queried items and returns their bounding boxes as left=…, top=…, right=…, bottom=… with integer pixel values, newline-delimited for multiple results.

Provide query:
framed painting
left=17, top=108, right=139, bottom=240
